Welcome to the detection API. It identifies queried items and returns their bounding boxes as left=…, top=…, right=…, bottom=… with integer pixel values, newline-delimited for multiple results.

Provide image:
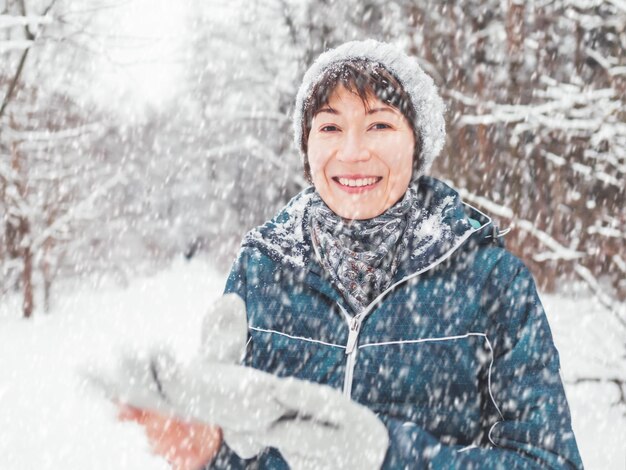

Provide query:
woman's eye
left=320, top=125, right=339, bottom=132
left=371, top=123, right=391, bottom=130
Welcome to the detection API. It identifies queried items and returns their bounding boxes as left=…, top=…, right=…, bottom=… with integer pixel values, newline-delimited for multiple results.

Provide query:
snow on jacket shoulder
left=211, top=176, right=583, bottom=469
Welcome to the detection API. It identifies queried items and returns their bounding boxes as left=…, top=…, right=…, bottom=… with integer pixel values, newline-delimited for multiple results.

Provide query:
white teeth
left=338, top=177, right=378, bottom=187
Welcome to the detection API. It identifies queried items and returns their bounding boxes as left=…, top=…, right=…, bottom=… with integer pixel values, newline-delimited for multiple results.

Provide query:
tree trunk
left=506, top=0, right=525, bottom=92
left=11, top=140, right=34, bottom=318
left=21, top=223, right=34, bottom=318
left=43, top=275, right=51, bottom=314
left=41, top=238, right=56, bottom=314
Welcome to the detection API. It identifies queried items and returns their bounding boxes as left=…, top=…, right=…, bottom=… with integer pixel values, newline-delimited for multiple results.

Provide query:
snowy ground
left=0, top=258, right=624, bottom=469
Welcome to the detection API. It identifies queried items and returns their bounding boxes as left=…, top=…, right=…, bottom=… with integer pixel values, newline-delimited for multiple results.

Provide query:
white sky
left=89, top=0, right=189, bottom=117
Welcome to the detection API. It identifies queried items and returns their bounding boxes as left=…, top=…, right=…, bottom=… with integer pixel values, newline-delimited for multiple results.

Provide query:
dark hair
left=301, top=59, right=421, bottom=182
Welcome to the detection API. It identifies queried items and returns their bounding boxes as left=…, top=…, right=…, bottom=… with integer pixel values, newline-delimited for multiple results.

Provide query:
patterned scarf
left=310, top=188, right=420, bottom=313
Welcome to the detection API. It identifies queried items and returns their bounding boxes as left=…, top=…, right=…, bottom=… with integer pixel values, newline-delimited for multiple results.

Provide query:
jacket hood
left=242, top=177, right=499, bottom=275
left=293, top=40, right=446, bottom=181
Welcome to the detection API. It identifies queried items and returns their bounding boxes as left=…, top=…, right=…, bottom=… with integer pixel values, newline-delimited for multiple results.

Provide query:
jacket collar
left=242, top=177, right=497, bottom=282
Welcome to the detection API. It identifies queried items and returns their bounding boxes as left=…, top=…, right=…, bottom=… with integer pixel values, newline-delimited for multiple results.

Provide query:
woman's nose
left=337, top=132, right=370, bottom=162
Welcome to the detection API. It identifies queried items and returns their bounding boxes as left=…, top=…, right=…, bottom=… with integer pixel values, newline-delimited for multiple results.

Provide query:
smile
left=332, top=176, right=382, bottom=192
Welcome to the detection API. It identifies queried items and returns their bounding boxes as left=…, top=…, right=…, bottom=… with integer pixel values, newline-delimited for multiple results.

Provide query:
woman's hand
left=118, top=404, right=222, bottom=470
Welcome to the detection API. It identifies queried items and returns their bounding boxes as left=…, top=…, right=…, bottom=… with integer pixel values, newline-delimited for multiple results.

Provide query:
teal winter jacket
left=211, top=176, right=583, bottom=469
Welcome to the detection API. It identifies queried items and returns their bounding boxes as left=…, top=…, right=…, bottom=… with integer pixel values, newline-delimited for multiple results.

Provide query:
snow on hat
left=293, top=39, right=446, bottom=180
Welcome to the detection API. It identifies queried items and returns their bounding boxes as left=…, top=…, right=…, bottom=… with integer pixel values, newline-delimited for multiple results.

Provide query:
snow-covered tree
left=0, top=0, right=127, bottom=315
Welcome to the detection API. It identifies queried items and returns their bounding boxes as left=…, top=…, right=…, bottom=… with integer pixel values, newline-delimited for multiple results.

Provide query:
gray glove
left=151, top=352, right=390, bottom=469
left=85, top=294, right=389, bottom=470
left=200, top=293, right=248, bottom=364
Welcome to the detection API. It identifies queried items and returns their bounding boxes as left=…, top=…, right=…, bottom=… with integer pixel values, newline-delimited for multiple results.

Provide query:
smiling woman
left=123, top=40, right=583, bottom=470
left=307, top=84, right=415, bottom=220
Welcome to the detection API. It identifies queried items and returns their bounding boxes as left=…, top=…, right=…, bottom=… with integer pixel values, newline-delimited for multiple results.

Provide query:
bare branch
left=5, top=121, right=106, bottom=142
left=454, top=185, right=586, bottom=261
left=202, top=136, right=308, bottom=190
left=0, top=0, right=58, bottom=121
left=0, top=45, right=30, bottom=121
left=16, top=0, right=35, bottom=40
left=31, top=172, right=125, bottom=252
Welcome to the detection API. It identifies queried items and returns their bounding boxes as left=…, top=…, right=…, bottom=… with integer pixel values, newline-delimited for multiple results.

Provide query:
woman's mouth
left=332, top=176, right=382, bottom=193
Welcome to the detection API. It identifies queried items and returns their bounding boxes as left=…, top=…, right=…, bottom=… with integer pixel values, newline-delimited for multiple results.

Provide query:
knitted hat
left=293, top=39, right=446, bottom=180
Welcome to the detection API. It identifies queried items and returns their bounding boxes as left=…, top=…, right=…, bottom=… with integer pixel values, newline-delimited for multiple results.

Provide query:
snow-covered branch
left=0, top=14, right=53, bottom=29
left=607, top=0, right=626, bottom=15
left=610, top=66, right=626, bottom=76
left=585, top=47, right=617, bottom=70
left=0, top=39, right=34, bottom=53
left=454, top=185, right=515, bottom=219
left=457, top=86, right=617, bottom=128
left=517, top=220, right=586, bottom=262
left=612, top=255, right=626, bottom=274
left=455, top=186, right=586, bottom=262
left=5, top=122, right=106, bottom=143
left=540, top=150, right=622, bottom=188
left=31, top=173, right=125, bottom=252
left=203, top=136, right=308, bottom=189
left=587, top=224, right=625, bottom=239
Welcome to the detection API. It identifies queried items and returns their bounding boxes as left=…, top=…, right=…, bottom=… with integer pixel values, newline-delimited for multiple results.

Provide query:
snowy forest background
left=0, top=0, right=624, bottom=468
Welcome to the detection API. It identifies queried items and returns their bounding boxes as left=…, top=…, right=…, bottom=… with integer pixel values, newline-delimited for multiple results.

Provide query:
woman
left=123, top=40, right=583, bottom=469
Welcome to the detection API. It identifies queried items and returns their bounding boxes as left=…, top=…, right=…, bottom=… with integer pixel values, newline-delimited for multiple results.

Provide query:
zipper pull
left=345, top=315, right=362, bottom=355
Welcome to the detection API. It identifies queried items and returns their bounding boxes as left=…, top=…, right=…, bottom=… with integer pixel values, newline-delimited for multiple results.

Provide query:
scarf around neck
left=310, top=188, right=420, bottom=313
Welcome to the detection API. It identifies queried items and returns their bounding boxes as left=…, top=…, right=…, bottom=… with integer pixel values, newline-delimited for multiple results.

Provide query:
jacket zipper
left=343, top=313, right=362, bottom=396
left=340, top=205, right=492, bottom=398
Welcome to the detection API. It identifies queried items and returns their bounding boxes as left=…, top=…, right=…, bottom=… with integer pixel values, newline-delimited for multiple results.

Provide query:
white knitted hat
left=293, top=39, right=446, bottom=180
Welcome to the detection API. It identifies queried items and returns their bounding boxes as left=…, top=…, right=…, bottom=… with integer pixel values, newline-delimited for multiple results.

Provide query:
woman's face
left=307, top=85, right=415, bottom=220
